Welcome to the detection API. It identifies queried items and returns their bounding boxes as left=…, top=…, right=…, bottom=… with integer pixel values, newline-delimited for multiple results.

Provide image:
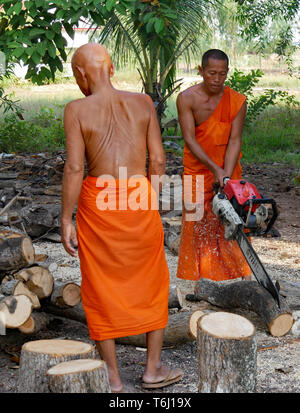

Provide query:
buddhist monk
left=61, top=43, right=183, bottom=392
left=176, top=49, right=252, bottom=282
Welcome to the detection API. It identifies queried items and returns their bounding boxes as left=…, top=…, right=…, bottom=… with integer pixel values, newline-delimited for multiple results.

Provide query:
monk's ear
left=110, top=62, right=115, bottom=78
left=198, top=65, right=203, bottom=77
left=75, top=65, right=86, bottom=81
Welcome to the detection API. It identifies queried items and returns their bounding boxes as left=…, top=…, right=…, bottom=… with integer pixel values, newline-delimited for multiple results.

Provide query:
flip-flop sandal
left=142, top=368, right=184, bottom=389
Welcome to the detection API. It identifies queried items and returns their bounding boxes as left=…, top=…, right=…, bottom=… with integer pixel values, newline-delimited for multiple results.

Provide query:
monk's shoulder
left=64, top=98, right=86, bottom=116
left=177, top=84, right=198, bottom=107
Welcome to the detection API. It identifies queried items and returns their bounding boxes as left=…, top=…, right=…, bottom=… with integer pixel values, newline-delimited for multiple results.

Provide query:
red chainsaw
left=212, top=177, right=280, bottom=307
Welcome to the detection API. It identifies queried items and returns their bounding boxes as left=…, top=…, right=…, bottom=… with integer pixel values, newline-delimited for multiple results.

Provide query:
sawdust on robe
left=76, top=176, right=169, bottom=341
left=177, top=86, right=252, bottom=281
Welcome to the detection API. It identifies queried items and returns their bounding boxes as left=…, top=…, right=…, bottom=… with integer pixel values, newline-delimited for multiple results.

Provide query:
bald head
left=71, top=43, right=112, bottom=74
left=71, top=43, right=114, bottom=96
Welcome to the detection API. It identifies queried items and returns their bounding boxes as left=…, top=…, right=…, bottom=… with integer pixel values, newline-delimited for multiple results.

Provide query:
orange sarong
left=76, top=176, right=169, bottom=341
left=177, top=86, right=251, bottom=281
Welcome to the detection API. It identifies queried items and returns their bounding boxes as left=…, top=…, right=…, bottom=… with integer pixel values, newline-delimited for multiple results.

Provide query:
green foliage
left=225, top=68, right=299, bottom=125
left=0, top=106, right=65, bottom=153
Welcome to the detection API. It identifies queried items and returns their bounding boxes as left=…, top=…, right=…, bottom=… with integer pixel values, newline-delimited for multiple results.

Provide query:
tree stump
left=47, top=359, right=111, bottom=393
left=198, top=311, right=257, bottom=393
left=18, top=339, right=97, bottom=393
left=0, top=230, right=35, bottom=275
left=193, top=278, right=293, bottom=337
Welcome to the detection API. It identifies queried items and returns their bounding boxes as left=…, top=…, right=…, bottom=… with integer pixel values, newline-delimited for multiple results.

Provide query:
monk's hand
left=214, top=167, right=228, bottom=190
left=61, top=220, right=78, bottom=257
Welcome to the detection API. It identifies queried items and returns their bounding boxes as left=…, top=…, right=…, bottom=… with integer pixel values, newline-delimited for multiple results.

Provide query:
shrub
left=0, top=106, right=65, bottom=153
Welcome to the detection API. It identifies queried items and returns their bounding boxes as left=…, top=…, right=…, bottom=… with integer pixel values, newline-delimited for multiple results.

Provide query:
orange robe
left=76, top=176, right=169, bottom=341
left=177, top=86, right=251, bottom=281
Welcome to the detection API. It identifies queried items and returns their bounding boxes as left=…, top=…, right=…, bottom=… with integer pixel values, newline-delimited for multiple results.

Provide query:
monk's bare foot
left=242, top=275, right=251, bottom=281
left=142, top=364, right=171, bottom=384
left=107, top=369, right=123, bottom=392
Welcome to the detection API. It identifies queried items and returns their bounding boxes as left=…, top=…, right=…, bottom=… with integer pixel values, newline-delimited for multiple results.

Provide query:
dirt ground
left=0, top=155, right=299, bottom=394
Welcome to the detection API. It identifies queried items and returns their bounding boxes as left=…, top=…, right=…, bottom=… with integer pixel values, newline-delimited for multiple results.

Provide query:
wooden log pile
left=0, top=229, right=81, bottom=335
left=0, top=153, right=66, bottom=242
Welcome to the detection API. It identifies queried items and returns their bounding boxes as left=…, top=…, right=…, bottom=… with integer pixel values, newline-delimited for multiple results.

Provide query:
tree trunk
left=50, top=281, right=81, bottom=308
left=0, top=230, right=35, bottom=276
left=18, top=312, right=51, bottom=335
left=0, top=294, right=32, bottom=328
left=47, top=359, right=111, bottom=393
left=18, top=339, right=97, bottom=393
left=198, top=311, right=257, bottom=393
left=193, top=279, right=293, bottom=337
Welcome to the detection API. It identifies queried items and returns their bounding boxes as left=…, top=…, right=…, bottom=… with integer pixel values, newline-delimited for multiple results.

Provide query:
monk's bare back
left=67, top=91, right=154, bottom=179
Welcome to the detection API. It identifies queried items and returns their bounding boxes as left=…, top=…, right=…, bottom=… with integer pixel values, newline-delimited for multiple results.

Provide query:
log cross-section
left=47, top=359, right=111, bottom=393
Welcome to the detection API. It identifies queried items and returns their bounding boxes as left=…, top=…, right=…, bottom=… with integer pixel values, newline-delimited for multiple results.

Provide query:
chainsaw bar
left=235, top=228, right=281, bottom=307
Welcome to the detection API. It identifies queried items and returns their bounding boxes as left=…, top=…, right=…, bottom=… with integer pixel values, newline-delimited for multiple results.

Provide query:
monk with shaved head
left=61, top=43, right=183, bottom=392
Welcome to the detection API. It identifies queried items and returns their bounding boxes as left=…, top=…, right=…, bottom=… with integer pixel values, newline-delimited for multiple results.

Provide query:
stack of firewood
left=0, top=229, right=81, bottom=335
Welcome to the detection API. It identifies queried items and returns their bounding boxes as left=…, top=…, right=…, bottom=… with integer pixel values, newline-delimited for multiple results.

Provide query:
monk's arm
left=145, top=96, right=166, bottom=193
left=61, top=102, right=85, bottom=257
left=223, top=101, right=247, bottom=177
left=177, top=93, right=226, bottom=186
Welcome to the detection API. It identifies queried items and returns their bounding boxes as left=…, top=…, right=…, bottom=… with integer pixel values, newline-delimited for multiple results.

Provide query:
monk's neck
left=87, top=71, right=115, bottom=96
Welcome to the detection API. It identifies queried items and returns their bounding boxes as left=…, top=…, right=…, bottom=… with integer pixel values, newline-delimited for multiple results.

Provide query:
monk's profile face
left=71, top=43, right=114, bottom=96
left=199, top=58, right=229, bottom=94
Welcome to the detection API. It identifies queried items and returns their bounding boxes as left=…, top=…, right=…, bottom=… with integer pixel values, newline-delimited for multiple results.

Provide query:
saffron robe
left=177, top=86, right=252, bottom=281
left=76, top=176, right=169, bottom=341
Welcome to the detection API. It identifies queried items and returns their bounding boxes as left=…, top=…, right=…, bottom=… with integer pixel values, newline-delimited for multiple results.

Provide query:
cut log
left=116, top=310, right=195, bottom=347
left=193, top=279, right=293, bottom=337
left=0, top=279, right=40, bottom=309
left=19, top=203, right=61, bottom=238
left=40, top=301, right=87, bottom=324
left=198, top=311, right=257, bottom=393
left=0, top=230, right=35, bottom=275
left=18, top=312, right=51, bottom=335
left=50, top=281, right=81, bottom=308
left=168, top=284, right=183, bottom=309
left=0, top=294, right=32, bottom=328
left=276, top=280, right=300, bottom=309
left=18, top=339, right=97, bottom=393
left=16, top=265, right=54, bottom=299
left=47, top=359, right=111, bottom=393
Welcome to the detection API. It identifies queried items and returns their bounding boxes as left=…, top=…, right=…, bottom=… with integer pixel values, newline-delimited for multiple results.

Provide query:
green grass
left=242, top=106, right=300, bottom=166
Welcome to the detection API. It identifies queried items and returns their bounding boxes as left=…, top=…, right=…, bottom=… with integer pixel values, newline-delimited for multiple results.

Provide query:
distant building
left=13, top=20, right=101, bottom=79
